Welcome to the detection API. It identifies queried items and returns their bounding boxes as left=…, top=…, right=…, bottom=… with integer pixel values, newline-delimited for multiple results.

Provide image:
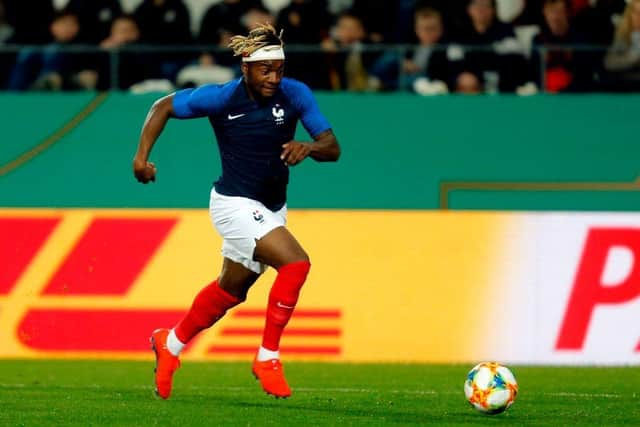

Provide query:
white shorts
left=209, top=187, right=287, bottom=274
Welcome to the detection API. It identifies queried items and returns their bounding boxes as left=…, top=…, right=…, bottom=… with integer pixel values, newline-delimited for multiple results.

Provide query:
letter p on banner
left=556, top=228, right=640, bottom=350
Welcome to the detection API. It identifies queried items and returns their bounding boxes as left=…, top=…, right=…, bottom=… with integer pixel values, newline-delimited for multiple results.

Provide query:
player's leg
left=151, top=259, right=259, bottom=399
left=173, top=258, right=259, bottom=347
left=254, top=226, right=309, bottom=269
left=254, top=226, right=310, bottom=354
left=251, top=226, right=311, bottom=398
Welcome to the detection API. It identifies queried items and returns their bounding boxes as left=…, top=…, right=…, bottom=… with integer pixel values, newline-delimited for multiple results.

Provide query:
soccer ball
left=464, top=362, right=518, bottom=415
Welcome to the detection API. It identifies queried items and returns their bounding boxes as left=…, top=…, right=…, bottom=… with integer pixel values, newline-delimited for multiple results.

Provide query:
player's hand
left=133, top=159, right=157, bottom=184
left=281, top=141, right=312, bottom=166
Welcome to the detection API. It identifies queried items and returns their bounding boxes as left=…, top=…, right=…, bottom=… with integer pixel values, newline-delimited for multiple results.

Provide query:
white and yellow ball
left=464, top=362, right=518, bottom=415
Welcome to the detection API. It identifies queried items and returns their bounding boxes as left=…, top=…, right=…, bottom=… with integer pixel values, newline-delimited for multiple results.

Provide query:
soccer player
left=132, top=24, right=340, bottom=399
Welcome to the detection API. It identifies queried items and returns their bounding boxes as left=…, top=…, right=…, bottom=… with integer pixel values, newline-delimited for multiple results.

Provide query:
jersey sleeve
left=172, top=82, right=234, bottom=119
left=283, top=79, right=331, bottom=138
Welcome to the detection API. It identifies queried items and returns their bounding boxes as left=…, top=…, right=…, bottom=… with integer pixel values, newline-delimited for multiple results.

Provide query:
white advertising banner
left=495, top=213, right=640, bottom=365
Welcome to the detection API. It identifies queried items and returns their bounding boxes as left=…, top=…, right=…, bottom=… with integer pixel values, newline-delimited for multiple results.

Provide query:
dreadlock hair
left=228, top=23, right=284, bottom=58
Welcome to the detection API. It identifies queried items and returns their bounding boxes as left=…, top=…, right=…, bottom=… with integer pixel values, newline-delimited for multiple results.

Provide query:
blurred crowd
left=0, top=0, right=639, bottom=94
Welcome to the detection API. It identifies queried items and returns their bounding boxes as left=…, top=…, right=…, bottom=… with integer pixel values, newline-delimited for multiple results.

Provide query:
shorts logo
left=272, top=105, right=284, bottom=125
left=252, top=210, right=265, bottom=223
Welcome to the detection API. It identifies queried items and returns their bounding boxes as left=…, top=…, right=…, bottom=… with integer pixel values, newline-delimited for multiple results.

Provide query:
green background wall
left=0, top=93, right=637, bottom=210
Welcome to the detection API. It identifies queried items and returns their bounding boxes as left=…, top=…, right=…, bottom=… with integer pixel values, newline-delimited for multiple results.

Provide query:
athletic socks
left=166, top=329, right=184, bottom=356
left=256, top=346, right=280, bottom=362
left=261, top=261, right=311, bottom=352
left=173, top=279, right=242, bottom=352
left=166, top=261, right=310, bottom=358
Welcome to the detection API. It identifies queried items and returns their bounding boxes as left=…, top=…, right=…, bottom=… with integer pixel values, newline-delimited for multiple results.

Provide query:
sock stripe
left=208, top=345, right=341, bottom=355
left=234, top=309, right=341, bottom=318
left=221, top=327, right=341, bottom=336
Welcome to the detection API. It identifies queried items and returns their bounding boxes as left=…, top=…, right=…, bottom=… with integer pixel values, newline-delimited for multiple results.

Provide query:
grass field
left=0, top=360, right=637, bottom=426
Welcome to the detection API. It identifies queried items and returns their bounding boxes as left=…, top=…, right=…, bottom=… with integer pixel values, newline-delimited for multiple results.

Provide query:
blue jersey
left=172, top=77, right=331, bottom=211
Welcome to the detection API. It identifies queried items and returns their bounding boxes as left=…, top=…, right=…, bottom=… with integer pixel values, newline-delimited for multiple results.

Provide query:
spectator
left=327, top=0, right=352, bottom=16
left=572, top=0, right=627, bottom=45
left=241, top=6, right=275, bottom=31
left=197, top=0, right=263, bottom=71
left=133, top=0, right=194, bottom=82
left=199, top=0, right=262, bottom=47
left=0, top=0, right=13, bottom=87
left=134, top=0, right=192, bottom=45
left=276, top=0, right=330, bottom=43
left=531, top=0, right=595, bottom=92
left=101, top=15, right=140, bottom=48
left=323, top=12, right=377, bottom=91
left=176, top=4, right=274, bottom=88
left=423, top=0, right=472, bottom=35
left=0, top=1, right=12, bottom=43
left=275, top=0, right=333, bottom=88
left=2, top=0, right=55, bottom=89
left=55, top=0, right=123, bottom=92
left=603, top=0, right=640, bottom=91
left=347, top=0, right=389, bottom=43
left=349, top=0, right=410, bottom=43
left=370, top=7, right=452, bottom=92
left=450, top=0, right=529, bottom=93
left=76, top=14, right=150, bottom=90
left=502, top=0, right=543, bottom=26
left=7, top=10, right=80, bottom=91
left=66, top=0, right=122, bottom=44
left=4, top=0, right=54, bottom=45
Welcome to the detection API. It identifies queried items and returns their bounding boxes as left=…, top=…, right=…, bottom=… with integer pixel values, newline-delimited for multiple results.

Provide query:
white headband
left=242, top=45, right=285, bottom=62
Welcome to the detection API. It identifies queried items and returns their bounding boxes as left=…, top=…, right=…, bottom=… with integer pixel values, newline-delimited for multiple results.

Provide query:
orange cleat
left=150, top=328, right=180, bottom=399
left=252, top=358, right=292, bottom=398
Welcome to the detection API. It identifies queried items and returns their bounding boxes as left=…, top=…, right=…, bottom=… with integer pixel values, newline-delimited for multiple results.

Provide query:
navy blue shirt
left=172, top=77, right=331, bottom=211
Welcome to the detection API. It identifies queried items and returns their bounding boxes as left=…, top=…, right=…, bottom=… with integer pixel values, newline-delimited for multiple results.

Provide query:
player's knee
left=218, top=276, right=254, bottom=301
left=297, top=251, right=310, bottom=265
left=278, top=259, right=311, bottom=284
left=218, top=281, right=248, bottom=301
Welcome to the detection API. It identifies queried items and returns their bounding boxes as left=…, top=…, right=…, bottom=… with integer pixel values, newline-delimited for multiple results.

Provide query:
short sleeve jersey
left=172, top=77, right=331, bottom=211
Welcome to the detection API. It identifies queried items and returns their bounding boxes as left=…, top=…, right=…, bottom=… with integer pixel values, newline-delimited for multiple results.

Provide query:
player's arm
left=133, top=94, right=175, bottom=184
left=281, top=80, right=341, bottom=166
left=281, top=129, right=340, bottom=166
left=133, top=84, right=222, bottom=183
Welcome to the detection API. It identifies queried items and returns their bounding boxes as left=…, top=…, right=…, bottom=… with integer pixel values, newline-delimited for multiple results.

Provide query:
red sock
left=174, top=279, right=241, bottom=343
left=261, top=261, right=311, bottom=351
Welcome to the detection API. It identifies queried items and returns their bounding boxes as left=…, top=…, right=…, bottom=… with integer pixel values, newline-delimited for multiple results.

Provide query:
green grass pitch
left=0, top=360, right=637, bottom=426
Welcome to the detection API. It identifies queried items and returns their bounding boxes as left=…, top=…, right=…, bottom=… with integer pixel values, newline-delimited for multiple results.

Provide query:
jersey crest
left=272, top=105, right=285, bottom=125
